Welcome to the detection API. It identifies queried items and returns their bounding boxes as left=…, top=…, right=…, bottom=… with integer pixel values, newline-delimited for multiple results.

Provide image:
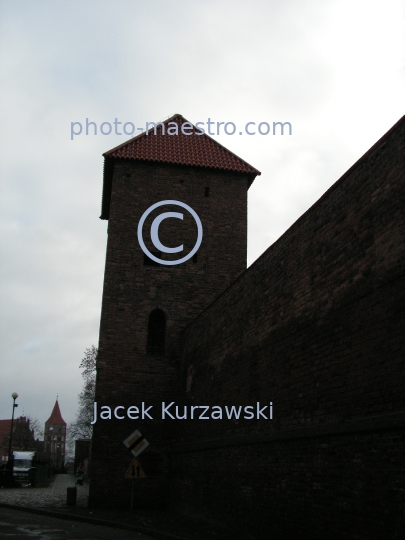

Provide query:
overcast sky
left=0, top=0, right=404, bottom=429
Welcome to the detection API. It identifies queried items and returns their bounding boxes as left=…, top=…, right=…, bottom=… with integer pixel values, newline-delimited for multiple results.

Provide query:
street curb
left=0, top=503, right=190, bottom=540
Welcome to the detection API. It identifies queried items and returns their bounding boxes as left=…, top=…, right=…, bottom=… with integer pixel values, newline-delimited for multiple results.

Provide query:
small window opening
left=204, top=187, right=209, bottom=197
left=147, top=309, right=166, bottom=355
left=144, top=252, right=161, bottom=266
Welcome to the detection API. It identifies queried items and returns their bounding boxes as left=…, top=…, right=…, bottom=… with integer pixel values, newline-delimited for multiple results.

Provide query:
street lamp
left=7, top=392, right=18, bottom=470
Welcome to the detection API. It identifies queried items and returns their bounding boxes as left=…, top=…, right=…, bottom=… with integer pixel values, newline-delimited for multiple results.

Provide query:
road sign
left=123, top=429, right=149, bottom=457
left=125, top=458, right=146, bottom=479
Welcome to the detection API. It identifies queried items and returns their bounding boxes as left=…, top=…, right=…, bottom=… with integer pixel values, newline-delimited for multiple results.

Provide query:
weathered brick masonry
left=90, top=116, right=258, bottom=507
left=170, top=117, right=405, bottom=539
left=91, top=114, right=404, bottom=539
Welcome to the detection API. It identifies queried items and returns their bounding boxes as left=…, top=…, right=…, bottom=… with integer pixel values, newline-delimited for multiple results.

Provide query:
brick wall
left=170, top=117, right=405, bottom=538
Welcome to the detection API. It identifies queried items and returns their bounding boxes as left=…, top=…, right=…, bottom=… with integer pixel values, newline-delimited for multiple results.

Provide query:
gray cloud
left=0, top=0, right=404, bottom=427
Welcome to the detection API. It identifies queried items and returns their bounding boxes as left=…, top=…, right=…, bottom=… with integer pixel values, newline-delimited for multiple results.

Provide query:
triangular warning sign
left=124, top=458, right=146, bottom=479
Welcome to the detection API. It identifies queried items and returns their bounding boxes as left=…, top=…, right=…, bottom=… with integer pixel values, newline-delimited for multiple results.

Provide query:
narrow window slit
left=144, top=252, right=161, bottom=266
left=147, top=309, right=166, bottom=355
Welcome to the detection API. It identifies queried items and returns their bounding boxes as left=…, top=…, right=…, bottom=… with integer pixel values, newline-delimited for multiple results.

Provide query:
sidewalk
left=0, top=474, right=242, bottom=540
left=0, top=473, right=88, bottom=508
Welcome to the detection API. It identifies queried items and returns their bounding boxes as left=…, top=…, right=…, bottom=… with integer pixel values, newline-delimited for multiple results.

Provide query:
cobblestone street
left=0, top=474, right=88, bottom=508
left=0, top=473, right=241, bottom=539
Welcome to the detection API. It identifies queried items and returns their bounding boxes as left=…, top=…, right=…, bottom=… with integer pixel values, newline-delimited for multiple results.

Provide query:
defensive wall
left=169, top=117, right=405, bottom=539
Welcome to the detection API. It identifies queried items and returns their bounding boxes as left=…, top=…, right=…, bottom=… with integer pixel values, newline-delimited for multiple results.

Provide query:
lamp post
left=7, top=392, right=18, bottom=470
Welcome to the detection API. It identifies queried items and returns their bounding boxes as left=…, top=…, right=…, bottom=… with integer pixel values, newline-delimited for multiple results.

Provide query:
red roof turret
left=100, top=113, right=261, bottom=219
left=45, top=400, right=66, bottom=425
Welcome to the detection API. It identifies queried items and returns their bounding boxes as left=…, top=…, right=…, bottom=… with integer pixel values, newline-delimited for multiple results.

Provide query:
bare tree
left=26, top=416, right=42, bottom=440
left=68, top=346, right=97, bottom=442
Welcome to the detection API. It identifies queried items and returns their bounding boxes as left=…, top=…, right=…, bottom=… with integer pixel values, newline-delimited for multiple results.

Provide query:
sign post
left=124, top=458, right=146, bottom=512
left=123, top=430, right=148, bottom=511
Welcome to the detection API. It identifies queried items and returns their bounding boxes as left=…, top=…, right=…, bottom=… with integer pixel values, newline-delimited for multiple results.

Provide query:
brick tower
left=89, top=114, right=260, bottom=507
left=44, top=398, right=66, bottom=472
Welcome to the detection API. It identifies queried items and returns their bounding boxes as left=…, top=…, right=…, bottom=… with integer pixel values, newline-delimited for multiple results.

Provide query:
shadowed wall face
left=172, top=118, right=405, bottom=539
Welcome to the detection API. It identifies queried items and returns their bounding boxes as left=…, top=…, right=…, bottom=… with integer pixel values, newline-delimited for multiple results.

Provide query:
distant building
left=0, top=419, right=12, bottom=463
left=0, top=416, right=39, bottom=462
left=44, top=399, right=66, bottom=471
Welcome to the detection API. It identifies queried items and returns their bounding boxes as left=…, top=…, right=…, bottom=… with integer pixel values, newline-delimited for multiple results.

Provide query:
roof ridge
left=102, top=114, right=261, bottom=175
left=102, top=113, right=187, bottom=157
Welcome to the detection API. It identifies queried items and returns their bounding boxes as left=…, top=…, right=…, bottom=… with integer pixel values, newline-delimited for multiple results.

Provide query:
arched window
left=146, top=309, right=166, bottom=355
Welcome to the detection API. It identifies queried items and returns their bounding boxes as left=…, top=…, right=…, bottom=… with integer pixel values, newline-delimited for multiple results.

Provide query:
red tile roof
left=45, top=400, right=66, bottom=425
left=100, top=114, right=260, bottom=219
left=104, top=114, right=261, bottom=174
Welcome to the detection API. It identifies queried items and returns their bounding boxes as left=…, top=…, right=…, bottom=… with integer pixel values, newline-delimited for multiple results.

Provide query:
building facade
left=0, top=416, right=42, bottom=463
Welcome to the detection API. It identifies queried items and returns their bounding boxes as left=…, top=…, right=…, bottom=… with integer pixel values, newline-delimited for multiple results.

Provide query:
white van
left=13, top=451, right=37, bottom=486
